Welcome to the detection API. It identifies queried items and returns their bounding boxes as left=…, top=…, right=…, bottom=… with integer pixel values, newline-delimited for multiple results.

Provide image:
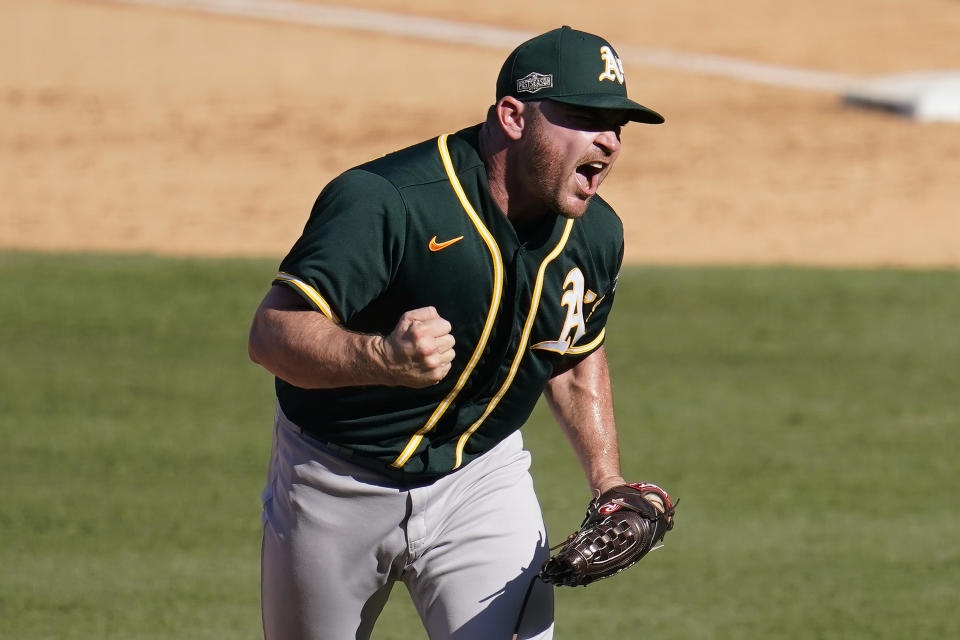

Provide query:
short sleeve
left=565, top=239, right=623, bottom=358
left=275, top=169, right=406, bottom=322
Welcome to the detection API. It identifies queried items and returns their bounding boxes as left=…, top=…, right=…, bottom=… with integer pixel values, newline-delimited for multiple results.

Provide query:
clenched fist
left=379, top=307, right=456, bottom=388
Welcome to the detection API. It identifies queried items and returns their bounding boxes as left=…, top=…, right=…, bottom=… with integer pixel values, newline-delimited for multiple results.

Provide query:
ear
left=495, top=96, right=526, bottom=141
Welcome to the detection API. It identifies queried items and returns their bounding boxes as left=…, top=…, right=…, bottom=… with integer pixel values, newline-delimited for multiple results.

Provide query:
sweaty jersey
left=273, top=124, right=624, bottom=480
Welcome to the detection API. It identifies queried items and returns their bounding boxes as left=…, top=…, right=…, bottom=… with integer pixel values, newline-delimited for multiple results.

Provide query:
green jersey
left=273, top=124, right=624, bottom=479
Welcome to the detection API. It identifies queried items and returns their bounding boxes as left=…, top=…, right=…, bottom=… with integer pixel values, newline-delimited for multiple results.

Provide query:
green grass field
left=1, top=251, right=957, bottom=639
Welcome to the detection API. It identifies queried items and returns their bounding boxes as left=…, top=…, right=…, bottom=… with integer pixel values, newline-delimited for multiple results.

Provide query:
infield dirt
left=3, top=0, right=959, bottom=266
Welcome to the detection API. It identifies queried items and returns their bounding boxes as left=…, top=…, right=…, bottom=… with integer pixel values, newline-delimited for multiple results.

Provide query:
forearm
left=544, top=347, right=624, bottom=494
left=249, top=284, right=455, bottom=389
left=248, top=286, right=389, bottom=389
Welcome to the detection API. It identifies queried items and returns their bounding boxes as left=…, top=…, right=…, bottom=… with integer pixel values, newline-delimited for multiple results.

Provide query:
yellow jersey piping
left=390, top=134, right=505, bottom=468
left=565, top=329, right=606, bottom=355
left=453, top=218, right=575, bottom=469
left=274, top=272, right=340, bottom=323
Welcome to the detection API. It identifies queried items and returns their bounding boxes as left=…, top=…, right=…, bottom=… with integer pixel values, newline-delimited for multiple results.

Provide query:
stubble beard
left=524, top=115, right=592, bottom=220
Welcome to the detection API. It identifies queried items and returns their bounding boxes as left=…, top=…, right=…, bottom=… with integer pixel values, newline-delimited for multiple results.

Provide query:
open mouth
left=575, top=161, right=605, bottom=196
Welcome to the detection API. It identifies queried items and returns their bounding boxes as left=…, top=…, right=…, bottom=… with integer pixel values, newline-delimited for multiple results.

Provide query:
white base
left=842, top=70, right=960, bottom=122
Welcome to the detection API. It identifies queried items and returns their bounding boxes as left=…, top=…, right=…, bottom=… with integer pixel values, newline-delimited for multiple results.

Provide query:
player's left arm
left=543, top=346, right=625, bottom=494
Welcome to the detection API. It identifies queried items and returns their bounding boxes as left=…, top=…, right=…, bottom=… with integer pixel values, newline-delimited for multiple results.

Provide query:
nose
left=594, top=128, right=621, bottom=156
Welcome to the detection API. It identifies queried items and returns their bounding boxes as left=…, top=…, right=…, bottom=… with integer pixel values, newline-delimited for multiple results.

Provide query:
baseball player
left=248, top=26, right=666, bottom=640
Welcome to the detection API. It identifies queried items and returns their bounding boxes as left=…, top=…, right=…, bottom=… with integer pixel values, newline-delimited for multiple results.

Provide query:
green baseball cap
left=496, top=26, right=664, bottom=124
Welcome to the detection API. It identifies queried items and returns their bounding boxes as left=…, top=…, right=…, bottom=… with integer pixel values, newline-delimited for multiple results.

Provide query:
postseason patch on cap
left=516, top=72, right=553, bottom=94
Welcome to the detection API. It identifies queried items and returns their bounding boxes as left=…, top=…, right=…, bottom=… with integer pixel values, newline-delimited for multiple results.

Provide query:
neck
left=478, top=121, right=508, bottom=212
left=478, top=121, right=544, bottom=229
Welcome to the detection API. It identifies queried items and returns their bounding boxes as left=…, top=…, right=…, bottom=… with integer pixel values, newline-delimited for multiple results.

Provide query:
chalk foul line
left=93, top=0, right=859, bottom=93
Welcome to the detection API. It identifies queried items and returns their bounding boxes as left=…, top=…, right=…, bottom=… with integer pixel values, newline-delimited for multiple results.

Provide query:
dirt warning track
left=2, top=0, right=959, bottom=266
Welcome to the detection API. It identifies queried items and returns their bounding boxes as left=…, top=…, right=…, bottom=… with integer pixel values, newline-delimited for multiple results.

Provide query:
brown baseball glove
left=539, top=482, right=676, bottom=587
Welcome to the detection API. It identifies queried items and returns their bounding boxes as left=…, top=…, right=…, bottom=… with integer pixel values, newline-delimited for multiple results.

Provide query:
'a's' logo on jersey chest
left=530, top=267, right=597, bottom=354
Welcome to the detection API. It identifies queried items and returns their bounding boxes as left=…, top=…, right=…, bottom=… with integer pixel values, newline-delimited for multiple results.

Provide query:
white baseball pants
left=261, top=405, right=554, bottom=639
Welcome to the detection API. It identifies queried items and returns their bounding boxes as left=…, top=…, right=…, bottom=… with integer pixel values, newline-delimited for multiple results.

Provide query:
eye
left=575, top=113, right=609, bottom=131
left=584, top=112, right=626, bottom=135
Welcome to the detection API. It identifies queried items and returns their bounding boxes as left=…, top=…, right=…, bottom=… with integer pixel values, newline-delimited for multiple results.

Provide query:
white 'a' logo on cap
left=598, top=45, right=625, bottom=84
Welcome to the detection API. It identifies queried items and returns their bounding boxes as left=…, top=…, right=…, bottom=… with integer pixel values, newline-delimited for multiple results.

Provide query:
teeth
left=587, top=162, right=604, bottom=169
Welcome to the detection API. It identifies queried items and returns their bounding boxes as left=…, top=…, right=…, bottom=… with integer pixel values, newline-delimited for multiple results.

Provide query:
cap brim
left=548, top=94, right=665, bottom=124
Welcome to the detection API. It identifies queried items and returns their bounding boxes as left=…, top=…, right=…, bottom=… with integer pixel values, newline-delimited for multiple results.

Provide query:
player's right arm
left=248, top=284, right=455, bottom=389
